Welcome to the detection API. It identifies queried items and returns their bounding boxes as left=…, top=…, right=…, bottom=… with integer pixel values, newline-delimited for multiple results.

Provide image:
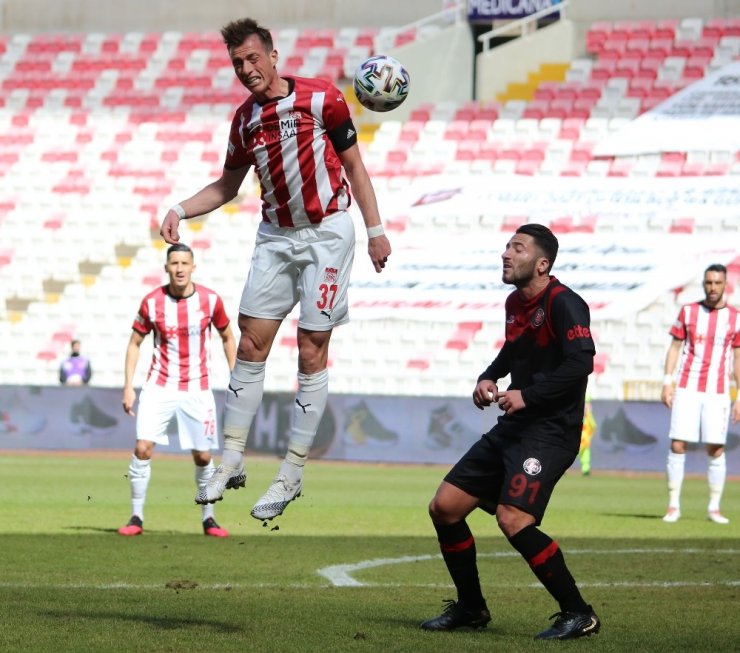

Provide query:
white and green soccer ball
left=353, top=55, right=410, bottom=112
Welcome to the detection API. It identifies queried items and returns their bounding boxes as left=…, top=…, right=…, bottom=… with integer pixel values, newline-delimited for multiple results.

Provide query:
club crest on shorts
left=531, top=308, right=545, bottom=327
left=324, top=267, right=338, bottom=284
left=523, top=457, right=542, bottom=475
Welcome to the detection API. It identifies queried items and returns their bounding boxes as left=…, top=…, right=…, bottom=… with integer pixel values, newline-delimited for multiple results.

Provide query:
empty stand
left=1, top=19, right=738, bottom=397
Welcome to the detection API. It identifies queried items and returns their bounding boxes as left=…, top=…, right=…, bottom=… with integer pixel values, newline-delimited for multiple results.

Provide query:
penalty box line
left=317, top=547, right=740, bottom=587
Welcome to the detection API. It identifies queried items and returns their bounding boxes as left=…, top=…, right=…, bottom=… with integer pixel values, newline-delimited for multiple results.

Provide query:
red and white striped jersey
left=670, top=301, right=740, bottom=394
left=132, top=284, right=230, bottom=391
left=224, top=76, right=352, bottom=228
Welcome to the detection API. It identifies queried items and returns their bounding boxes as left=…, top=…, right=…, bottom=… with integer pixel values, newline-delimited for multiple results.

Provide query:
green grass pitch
left=1, top=452, right=738, bottom=652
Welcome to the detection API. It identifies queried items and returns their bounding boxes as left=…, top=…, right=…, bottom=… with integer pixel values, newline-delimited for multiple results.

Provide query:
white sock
left=128, top=455, right=151, bottom=520
left=666, top=450, right=685, bottom=510
left=222, top=359, right=266, bottom=468
left=195, top=460, right=215, bottom=521
left=283, top=369, right=329, bottom=480
left=708, top=452, right=726, bottom=513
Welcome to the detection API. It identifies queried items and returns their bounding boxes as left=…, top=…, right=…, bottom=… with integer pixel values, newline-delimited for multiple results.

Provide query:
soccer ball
left=352, top=55, right=410, bottom=112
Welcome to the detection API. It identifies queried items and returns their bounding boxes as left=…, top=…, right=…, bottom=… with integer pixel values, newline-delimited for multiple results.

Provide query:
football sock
left=222, top=359, right=266, bottom=467
left=508, top=525, right=589, bottom=614
left=283, top=369, right=329, bottom=478
left=195, top=460, right=216, bottom=521
left=433, top=520, right=486, bottom=609
left=707, top=452, right=726, bottom=512
left=128, top=454, right=151, bottom=521
left=666, top=450, right=685, bottom=510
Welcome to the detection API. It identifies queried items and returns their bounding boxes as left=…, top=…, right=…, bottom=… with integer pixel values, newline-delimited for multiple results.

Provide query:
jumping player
left=159, top=17, right=390, bottom=522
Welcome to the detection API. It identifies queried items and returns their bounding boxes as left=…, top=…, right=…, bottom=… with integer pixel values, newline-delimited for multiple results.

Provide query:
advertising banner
left=467, top=0, right=561, bottom=21
left=593, top=61, right=740, bottom=156
left=2, top=385, right=738, bottom=474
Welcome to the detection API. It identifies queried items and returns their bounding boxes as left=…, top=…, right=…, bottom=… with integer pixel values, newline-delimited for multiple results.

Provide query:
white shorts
left=668, top=387, right=731, bottom=445
left=136, top=385, right=219, bottom=451
left=239, top=211, right=355, bottom=331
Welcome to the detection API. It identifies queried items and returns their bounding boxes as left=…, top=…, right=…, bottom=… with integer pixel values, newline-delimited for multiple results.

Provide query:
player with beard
left=420, top=224, right=600, bottom=641
left=661, top=263, right=740, bottom=524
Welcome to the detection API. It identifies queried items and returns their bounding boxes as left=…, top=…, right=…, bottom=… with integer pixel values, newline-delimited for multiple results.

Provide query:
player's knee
left=670, top=440, right=687, bottom=454
left=496, top=504, right=533, bottom=538
left=428, top=496, right=458, bottom=524
left=192, top=450, right=211, bottom=466
left=707, top=444, right=724, bottom=458
left=133, top=441, right=153, bottom=460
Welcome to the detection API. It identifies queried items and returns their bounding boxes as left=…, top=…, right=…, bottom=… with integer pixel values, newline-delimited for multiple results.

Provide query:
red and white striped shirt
left=132, top=284, right=230, bottom=391
left=670, top=301, right=740, bottom=394
left=225, top=76, right=352, bottom=228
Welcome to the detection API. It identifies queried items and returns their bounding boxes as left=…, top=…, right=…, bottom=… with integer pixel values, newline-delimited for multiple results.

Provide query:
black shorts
left=444, top=429, right=578, bottom=525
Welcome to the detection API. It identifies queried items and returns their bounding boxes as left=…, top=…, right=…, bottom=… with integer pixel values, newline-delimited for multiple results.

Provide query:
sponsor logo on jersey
left=506, top=314, right=515, bottom=323
left=567, top=324, right=591, bottom=340
left=164, top=325, right=203, bottom=339
left=523, top=457, right=542, bottom=475
left=324, top=267, right=338, bottom=284
left=531, top=307, right=545, bottom=327
left=346, top=128, right=356, bottom=139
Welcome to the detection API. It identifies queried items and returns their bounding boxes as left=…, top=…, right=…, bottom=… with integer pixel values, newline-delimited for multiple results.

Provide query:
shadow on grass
left=38, top=608, right=245, bottom=633
left=603, top=513, right=662, bottom=520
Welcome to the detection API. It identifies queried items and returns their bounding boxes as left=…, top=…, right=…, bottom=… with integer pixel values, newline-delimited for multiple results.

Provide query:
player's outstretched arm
left=338, top=144, right=391, bottom=273
left=160, top=166, right=251, bottom=244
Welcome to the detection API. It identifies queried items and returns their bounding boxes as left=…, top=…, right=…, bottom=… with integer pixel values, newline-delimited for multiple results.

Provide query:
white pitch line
left=0, top=581, right=314, bottom=591
left=316, top=548, right=740, bottom=587
left=1, top=549, right=737, bottom=592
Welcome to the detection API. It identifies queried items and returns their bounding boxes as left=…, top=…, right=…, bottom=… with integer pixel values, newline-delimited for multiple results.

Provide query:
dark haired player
left=119, top=244, right=236, bottom=537
left=159, top=18, right=391, bottom=521
left=421, top=224, right=600, bottom=641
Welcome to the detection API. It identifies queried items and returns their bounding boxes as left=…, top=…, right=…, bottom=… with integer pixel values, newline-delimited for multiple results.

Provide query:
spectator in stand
left=59, top=339, right=92, bottom=386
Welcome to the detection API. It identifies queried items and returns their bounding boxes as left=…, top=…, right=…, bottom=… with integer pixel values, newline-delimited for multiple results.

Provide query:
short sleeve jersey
left=225, top=76, right=355, bottom=228
left=670, top=301, right=740, bottom=394
left=495, top=277, right=595, bottom=443
left=132, top=284, right=230, bottom=392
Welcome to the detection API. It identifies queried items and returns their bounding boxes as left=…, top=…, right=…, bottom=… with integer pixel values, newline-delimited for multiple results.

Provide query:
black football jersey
left=479, top=277, right=595, bottom=445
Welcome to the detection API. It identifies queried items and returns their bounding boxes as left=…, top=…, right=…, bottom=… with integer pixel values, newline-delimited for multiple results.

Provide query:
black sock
left=434, top=520, right=486, bottom=610
left=508, top=524, right=589, bottom=613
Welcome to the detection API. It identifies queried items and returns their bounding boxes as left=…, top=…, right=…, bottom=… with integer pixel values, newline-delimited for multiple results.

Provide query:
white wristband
left=171, top=203, right=186, bottom=220
left=366, top=224, right=385, bottom=239
left=663, top=374, right=674, bottom=386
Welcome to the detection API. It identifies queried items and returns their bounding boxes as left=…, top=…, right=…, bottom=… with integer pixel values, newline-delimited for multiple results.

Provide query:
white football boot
left=708, top=510, right=729, bottom=525
left=250, top=474, right=303, bottom=520
left=661, top=507, right=680, bottom=523
left=195, top=464, right=246, bottom=505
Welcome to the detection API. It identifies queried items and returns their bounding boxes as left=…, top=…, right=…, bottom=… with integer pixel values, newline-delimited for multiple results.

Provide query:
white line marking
left=316, top=548, right=740, bottom=587
left=1, top=549, right=737, bottom=592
